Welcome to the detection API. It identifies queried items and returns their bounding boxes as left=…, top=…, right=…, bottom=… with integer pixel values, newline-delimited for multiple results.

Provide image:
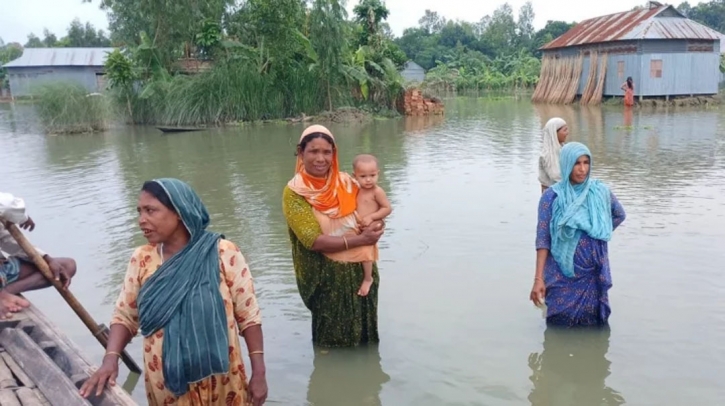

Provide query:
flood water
left=1, top=98, right=724, bottom=406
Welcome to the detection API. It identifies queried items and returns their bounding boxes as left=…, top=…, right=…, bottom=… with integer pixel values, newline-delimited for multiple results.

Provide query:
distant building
left=2, top=47, right=115, bottom=97
left=400, top=61, right=426, bottom=84
left=535, top=2, right=724, bottom=103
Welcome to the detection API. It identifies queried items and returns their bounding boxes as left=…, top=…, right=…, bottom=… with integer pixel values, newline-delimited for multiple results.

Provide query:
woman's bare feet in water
left=357, top=277, right=373, bottom=297
left=0, top=290, right=30, bottom=319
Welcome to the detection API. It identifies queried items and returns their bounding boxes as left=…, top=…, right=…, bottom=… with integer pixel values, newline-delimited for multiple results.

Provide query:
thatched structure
left=532, top=51, right=608, bottom=105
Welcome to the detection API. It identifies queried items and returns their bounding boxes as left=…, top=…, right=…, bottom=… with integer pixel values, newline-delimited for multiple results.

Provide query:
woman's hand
left=79, top=356, right=119, bottom=398
left=529, top=279, right=546, bottom=307
left=359, top=221, right=384, bottom=245
left=248, top=373, right=268, bottom=406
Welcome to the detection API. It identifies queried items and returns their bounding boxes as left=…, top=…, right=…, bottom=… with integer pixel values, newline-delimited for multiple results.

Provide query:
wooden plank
left=31, top=389, right=50, bottom=406
left=1, top=352, right=35, bottom=388
left=0, top=389, right=21, bottom=406
left=0, top=354, right=18, bottom=389
left=0, top=329, right=91, bottom=406
left=22, top=305, right=138, bottom=405
left=15, top=387, right=44, bottom=406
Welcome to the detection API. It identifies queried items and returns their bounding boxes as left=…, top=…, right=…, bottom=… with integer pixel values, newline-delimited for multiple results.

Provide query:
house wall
left=637, top=52, right=719, bottom=96
left=6, top=66, right=105, bottom=97
left=544, top=39, right=720, bottom=98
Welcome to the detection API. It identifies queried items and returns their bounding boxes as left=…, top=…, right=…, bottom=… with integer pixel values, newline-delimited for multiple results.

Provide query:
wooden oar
left=1, top=220, right=143, bottom=374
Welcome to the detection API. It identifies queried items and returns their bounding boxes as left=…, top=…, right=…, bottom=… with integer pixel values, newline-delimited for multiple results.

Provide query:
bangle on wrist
left=104, top=351, right=122, bottom=361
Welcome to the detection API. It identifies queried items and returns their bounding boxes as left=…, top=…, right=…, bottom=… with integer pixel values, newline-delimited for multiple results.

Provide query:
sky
left=0, top=0, right=704, bottom=45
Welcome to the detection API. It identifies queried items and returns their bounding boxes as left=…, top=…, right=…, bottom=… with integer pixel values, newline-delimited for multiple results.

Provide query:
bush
left=32, top=82, right=111, bottom=134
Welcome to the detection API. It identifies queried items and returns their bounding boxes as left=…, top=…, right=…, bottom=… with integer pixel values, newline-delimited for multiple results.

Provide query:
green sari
left=282, top=186, right=379, bottom=347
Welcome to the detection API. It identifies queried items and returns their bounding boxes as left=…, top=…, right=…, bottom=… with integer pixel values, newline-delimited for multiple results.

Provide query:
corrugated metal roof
left=2, top=48, right=116, bottom=68
left=541, top=5, right=724, bottom=50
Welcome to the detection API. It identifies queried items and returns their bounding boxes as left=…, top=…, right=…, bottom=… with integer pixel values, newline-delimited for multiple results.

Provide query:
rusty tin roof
left=2, top=47, right=116, bottom=68
left=541, top=5, right=724, bottom=50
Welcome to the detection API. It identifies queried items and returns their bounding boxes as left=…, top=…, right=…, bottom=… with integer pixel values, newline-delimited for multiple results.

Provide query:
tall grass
left=32, top=82, right=112, bottom=134
left=115, top=61, right=334, bottom=126
left=111, top=60, right=387, bottom=126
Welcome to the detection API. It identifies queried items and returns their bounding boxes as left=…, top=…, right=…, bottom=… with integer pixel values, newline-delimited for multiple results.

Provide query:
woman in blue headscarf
left=80, top=179, right=268, bottom=405
left=529, top=142, right=626, bottom=327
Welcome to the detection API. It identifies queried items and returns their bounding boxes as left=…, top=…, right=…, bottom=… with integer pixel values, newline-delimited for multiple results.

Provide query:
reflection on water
left=307, top=345, right=390, bottom=406
left=528, top=327, right=625, bottom=406
left=1, top=99, right=725, bottom=405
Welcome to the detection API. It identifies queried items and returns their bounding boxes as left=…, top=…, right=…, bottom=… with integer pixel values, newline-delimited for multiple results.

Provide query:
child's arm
left=368, top=187, right=392, bottom=221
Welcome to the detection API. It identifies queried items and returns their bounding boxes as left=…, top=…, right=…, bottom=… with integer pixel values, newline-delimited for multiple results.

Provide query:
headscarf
left=550, top=143, right=613, bottom=277
left=287, top=125, right=359, bottom=219
left=137, top=178, right=228, bottom=396
left=539, top=117, right=567, bottom=187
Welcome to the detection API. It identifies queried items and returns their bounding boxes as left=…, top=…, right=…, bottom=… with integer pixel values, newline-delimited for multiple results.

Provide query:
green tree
left=516, top=1, right=535, bottom=51
left=24, top=34, right=43, bottom=48
left=225, top=0, right=306, bottom=66
left=418, top=10, right=446, bottom=35
left=0, top=39, right=24, bottom=90
left=85, top=0, right=231, bottom=67
left=483, top=4, right=517, bottom=56
left=677, top=0, right=725, bottom=32
left=24, top=21, right=112, bottom=48
left=64, top=19, right=112, bottom=47
left=353, top=0, right=390, bottom=46
left=309, top=0, right=348, bottom=110
left=532, top=20, right=576, bottom=54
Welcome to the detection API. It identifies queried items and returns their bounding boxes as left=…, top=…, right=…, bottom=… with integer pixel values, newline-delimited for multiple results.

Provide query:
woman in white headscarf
left=538, top=117, right=569, bottom=193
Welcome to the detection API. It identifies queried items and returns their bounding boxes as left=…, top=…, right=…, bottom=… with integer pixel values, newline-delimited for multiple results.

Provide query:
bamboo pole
left=1, top=220, right=142, bottom=374
left=590, top=53, right=609, bottom=105
left=551, top=57, right=572, bottom=104
left=580, top=51, right=599, bottom=105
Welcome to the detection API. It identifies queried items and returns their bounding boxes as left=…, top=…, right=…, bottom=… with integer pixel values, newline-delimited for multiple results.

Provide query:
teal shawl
left=137, top=178, right=228, bottom=396
left=550, top=143, right=613, bottom=277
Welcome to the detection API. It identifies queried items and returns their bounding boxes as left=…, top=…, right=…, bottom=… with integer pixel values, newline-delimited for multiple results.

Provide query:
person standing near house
left=621, top=77, right=634, bottom=107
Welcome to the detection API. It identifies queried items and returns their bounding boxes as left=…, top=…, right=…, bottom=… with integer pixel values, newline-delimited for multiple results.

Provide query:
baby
left=352, top=154, right=392, bottom=296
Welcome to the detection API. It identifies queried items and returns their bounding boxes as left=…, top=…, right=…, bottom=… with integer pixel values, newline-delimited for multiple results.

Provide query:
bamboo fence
left=532, top=53, right=584, bottom=104
left=533, top=50, right=611, bottom=105
left=589, top=53, right=608, bottom=105
left=580, top=51, right=599, bottom=105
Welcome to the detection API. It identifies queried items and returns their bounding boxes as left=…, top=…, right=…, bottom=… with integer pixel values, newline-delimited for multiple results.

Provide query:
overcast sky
left=0, top=0, right=703, bottom=45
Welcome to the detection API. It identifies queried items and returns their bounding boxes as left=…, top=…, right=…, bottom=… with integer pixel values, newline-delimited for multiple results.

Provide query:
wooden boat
left=155, top=126, right=204, bottom=133
left=0, top=300, right=137, bottom=406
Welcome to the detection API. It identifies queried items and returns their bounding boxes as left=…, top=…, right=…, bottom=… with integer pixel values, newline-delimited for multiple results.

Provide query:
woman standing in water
left=80, top=178, right=268, bottom=405
left=621, top=77, right=635, bottom=107
left=530, top=142, right=626, bottom=327
left=538, top=117, right=569, bottom=193
left=282, top=125, right=384, bottom=347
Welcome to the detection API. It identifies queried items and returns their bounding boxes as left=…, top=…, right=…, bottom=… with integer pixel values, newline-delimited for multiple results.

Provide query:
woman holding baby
left=282, top=125, right=387, bottom=348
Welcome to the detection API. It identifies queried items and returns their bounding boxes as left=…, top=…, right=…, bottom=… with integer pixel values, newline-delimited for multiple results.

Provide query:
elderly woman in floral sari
left=80, top=178, right=268, bottom=405
left=282, top=125, right=384, bottom=347
left=530, top=142, right=626, bottom=326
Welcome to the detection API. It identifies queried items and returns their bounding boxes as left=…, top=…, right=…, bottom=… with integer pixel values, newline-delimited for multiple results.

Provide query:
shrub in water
left=33, top=82, right=111, bottom=134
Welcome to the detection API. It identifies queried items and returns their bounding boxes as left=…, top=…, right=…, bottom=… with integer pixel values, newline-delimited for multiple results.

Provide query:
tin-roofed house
left=532, top=2, right=724, bottom=105
left=400, top=60, right=426, bottom=84
left=2, top=47, right=115, bottom=98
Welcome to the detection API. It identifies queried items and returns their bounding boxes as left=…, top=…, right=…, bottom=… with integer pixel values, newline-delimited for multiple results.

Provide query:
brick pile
left=397, top=88, right=444, bottom=116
